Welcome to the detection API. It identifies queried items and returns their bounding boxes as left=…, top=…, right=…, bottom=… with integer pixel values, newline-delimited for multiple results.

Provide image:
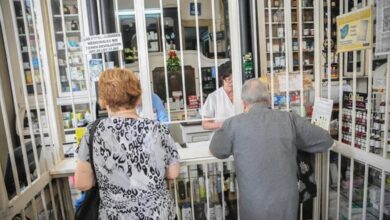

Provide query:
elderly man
left=209, top=79, right=334, bottom=219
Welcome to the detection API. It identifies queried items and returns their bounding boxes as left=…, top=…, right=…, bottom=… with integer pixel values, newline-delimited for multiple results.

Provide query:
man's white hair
left=241, top=78, right=270, bottom=104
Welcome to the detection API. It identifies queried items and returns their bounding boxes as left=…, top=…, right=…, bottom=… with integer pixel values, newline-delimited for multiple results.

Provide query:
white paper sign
left=311, top=98, right=334, bottom=131
left=278, top=74, right=302, bottom=92
left=375, top=0, right=390, bottom=55
left=84, top=33, right=123, bottom=55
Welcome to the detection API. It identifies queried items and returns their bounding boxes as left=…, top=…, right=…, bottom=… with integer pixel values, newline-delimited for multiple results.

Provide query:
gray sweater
left=210, top=103, right=334, bottom=220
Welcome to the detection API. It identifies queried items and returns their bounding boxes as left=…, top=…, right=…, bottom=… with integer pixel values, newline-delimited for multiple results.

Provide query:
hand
left=217, top=121, right=224, bottom=129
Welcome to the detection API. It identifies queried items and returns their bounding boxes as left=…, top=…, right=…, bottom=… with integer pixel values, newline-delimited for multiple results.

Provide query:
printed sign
left=311, top=98, right=334, bottom=131
left=84, top=33, right=123, bottom=55
left=89, top=59, right=103, bottom=82
left=336, top=6, right=373, bottom=53
left=190, top=3, right=201, bottom=16
left=375, top=0, right=390, bottom=55
left=342, top=91, right=367, bottom=110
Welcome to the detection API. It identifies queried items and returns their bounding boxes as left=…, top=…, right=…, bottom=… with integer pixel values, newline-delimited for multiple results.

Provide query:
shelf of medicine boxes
left=49, top=0, right=87, bottom=97
left=329, top=176, right=390, bottom=218
left=57, top=95, right=96, bottom=141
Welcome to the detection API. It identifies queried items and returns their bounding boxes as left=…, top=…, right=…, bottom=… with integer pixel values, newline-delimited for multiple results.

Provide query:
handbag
left=296, top=150, right=317, bottom=203
left=75, top=119, right=101, bottom=220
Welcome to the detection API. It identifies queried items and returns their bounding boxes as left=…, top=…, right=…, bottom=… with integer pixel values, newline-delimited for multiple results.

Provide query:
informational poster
left=89, top=59, right=103, bottom=82
left=277, top=74, right=302, bottom=92
left=375, top=0, right=390, bottom=55
left=342, top=91, right=367, bottom=110
left=84, top=32, right=123, bottom=55
left=311, top=98, right=334, bottom=131
left=336, top=6, right=373, bottom=53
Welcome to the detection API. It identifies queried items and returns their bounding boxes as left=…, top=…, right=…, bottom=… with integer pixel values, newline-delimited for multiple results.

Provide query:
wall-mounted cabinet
left=119, top=8, right=180, bottom=64
left=259, top=0, right=316, bottom=75
left=13, top=0, right=44, bottom=97
left=48, top=0, right=87, bottom=97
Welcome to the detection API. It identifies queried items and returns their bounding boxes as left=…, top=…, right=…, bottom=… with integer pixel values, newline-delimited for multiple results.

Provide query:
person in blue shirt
left=152, top=93, right=169, bottom=124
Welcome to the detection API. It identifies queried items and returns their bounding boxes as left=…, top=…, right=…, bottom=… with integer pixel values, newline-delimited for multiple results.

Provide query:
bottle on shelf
left=178, top=180, right=186, bottom=200
left=345, top=166, right=350, bottom=180
left=181, top=203, right=192, bottom=220
left=63, top=5, right=70, bottom=14
left=199, top=176, right=206, bottom=201
left=379, top=98, right=386, bottom=113
left=71, top=20, right=78, bottom=31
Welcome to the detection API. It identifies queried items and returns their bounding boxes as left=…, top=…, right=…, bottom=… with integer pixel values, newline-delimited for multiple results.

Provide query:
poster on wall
left=375, top=0, right=390, bottom=55
left=89, top=59, right=103, bottom=82
left=311, top=98, right=334, bottom=131
left=336, top=6, right=373, bottom=53
left=84, top=33, right=123, bottom=55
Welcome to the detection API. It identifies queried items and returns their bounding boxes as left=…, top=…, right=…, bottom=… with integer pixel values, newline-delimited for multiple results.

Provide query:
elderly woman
left=75, top=68, right=180, bottom=219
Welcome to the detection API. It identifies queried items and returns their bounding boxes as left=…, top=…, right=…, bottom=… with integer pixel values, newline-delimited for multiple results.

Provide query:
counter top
left=50, top=141, right=232, bottom=178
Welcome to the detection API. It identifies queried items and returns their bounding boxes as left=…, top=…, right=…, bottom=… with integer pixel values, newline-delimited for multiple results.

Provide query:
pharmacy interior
left=0, top=0, right=389, bottom=219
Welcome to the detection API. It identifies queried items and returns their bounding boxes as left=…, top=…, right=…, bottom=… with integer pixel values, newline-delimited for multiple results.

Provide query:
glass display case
left=168, top=160, right=238, bottom=220
left=49, top=0, right=87, bottom=96
left=13, top=0, right=44, bottom=97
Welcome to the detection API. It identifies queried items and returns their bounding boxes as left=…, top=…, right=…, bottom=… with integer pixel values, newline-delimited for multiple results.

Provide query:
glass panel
left=351, top=160, right=365, bottom=219
left=366, top=166, right=382, bottom=219
left=328, top=151, right=339, bottom=220
left=50, top=0, right=86, bottom=95
left=384, top=172, right=390, bottom=219
left=339, top=156, right=351, bottom=219
left=132, top=0, right=233, bottom=141
left=206, top=162, right=223, bottom=220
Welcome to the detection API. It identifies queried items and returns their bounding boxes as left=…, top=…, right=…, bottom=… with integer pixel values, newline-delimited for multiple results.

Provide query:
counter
left=50, top=141, right=233, bottom=178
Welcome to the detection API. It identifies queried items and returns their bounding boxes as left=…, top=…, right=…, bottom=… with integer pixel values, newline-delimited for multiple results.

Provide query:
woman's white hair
left=241, top=78, right=270, bottom=104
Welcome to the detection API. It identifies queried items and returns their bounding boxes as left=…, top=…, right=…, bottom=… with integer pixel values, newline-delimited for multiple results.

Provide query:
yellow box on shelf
left=75, top=127, right=86, bottom=145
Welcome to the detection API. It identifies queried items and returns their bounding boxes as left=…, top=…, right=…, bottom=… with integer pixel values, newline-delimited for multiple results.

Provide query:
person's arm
left=75, top=161, right=94, bottom=191
left=202, top=118, right=223, bottom=130
left=160, top=125, right=180, bottom=179
left=74, top=130, right=95, bottom=191
left=209, top=118, right=233, bottom=159
left=166, top=162, right=180, bottom=179
left=291, top=113, right=334, bottom=153
left=152, top=93, right=169, bottom=123
left=201, top=94, right=222, bottom=130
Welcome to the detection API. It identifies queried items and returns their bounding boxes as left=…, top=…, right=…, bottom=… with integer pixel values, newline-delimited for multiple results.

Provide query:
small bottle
left=72, top=5, right=78, bottom=14
left=63, top=5, right=70, bottom=14
left=229, top=174, right=236, bottom=193
left=209, top=203, right=216, bottom=220
left=181, top=203, right=192, bottom=220
left=345, top=166, right=350, bottom=180
left=178, top=181, right=186, bottom=200
left=215, top=204, right=223, bottom=220
left=379, top=99, right=386, bottom=113
left=84, top=110, right=92, bottom=122
left=199, top=176, right=206, bottom=201
left=71, top=20, right=78, bottom=31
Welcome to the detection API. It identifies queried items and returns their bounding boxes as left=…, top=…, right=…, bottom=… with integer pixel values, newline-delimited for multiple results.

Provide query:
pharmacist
left=201, top=61, right=235, bottom=130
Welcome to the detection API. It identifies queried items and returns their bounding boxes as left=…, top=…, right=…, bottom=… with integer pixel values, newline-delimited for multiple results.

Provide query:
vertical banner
left=375, top=0, right=390, bottom=55
left=336, top=6, right=373, bottom=53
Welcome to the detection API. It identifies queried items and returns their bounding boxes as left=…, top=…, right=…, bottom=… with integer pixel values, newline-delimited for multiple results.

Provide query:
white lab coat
left=202, top=87, right=235, bottom=122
